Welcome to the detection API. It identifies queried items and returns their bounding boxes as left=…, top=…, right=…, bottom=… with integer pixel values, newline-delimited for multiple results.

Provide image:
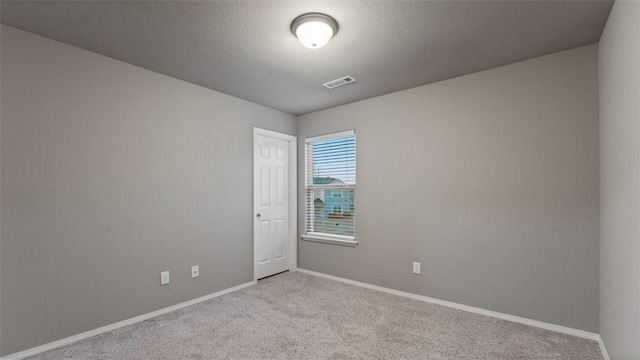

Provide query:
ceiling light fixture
left=291, top=13, right=338, bottom=49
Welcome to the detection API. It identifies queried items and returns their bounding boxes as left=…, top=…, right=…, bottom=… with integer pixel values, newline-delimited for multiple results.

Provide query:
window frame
left=301, top=130, right=357, bottom=247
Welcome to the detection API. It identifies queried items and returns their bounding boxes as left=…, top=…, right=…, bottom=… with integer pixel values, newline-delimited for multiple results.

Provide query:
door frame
left=253, top=128, right=297, bottom=281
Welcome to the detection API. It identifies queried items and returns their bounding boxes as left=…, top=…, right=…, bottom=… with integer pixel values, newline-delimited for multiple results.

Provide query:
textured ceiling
left=1, top=0, right=613, bottom=115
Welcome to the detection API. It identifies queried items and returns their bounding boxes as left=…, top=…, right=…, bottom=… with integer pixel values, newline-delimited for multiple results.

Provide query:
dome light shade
left=291, top=13, right=338, bottom=49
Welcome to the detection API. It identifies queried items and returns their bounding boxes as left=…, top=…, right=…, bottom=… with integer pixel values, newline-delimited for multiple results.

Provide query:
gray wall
left=599, top=1, right=640, bottom=359
left=0, top=25, right=296, bottom=356
left=297, top=45, right=600, bottom=332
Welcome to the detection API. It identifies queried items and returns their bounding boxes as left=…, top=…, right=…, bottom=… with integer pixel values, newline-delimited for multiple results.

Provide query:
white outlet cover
left=160, top=271, right=170, bottom=285
left=413, top=262, right=421, bottom=274
left=191, top=265, right=199, bottom=278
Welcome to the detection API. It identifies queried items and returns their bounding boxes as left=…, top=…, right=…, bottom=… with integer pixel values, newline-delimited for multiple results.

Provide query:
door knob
left=256, top=213, right=261, bottom=218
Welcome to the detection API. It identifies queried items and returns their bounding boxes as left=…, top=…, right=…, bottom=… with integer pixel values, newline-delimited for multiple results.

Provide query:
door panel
left=276, top=167, right=285, bottom=205
left=260, top=165, right=270, bottom=206
left=275, top=219, right=285, bottom=260
left=259, top=220, right=270, bottom=264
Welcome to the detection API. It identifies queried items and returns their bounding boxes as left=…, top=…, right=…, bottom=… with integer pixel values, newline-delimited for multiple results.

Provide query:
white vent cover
left=322, top=75, right=356, bottom=89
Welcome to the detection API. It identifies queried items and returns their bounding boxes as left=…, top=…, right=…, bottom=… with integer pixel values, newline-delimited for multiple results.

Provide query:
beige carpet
left=28, top=271, right=602, bottom=359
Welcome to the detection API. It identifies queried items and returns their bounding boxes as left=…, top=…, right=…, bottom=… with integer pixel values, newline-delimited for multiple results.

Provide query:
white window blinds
left=305, top=130, right=356, bottom=240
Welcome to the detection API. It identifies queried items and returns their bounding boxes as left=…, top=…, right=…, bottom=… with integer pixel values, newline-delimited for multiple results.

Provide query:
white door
left=254, top=133, right=290, bottom=279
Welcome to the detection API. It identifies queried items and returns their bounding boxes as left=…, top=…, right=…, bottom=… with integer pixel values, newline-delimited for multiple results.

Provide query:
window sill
left=301, top=233, right=358, bottom=247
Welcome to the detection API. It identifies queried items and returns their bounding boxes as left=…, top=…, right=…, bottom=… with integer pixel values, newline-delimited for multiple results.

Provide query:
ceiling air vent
left=322, top=75, right=356, bottom=89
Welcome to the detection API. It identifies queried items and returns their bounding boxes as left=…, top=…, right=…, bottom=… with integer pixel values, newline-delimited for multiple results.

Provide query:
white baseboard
left=296, top=268, right=601, bottom=342
left=597, top=335, right=610, bottom=360
left=1, top=280, right=257, bottom=360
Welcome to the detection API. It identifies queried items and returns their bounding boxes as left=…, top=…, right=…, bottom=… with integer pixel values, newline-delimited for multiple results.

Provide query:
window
left=302, top=130, right=356, bottom=246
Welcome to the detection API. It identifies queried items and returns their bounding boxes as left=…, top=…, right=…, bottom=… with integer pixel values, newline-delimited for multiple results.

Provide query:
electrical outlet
left=160, top=271, right=170, bottom=285
left=191, top=265, right=199, bottom=278
left=413, top=262, right=421, bottom=275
